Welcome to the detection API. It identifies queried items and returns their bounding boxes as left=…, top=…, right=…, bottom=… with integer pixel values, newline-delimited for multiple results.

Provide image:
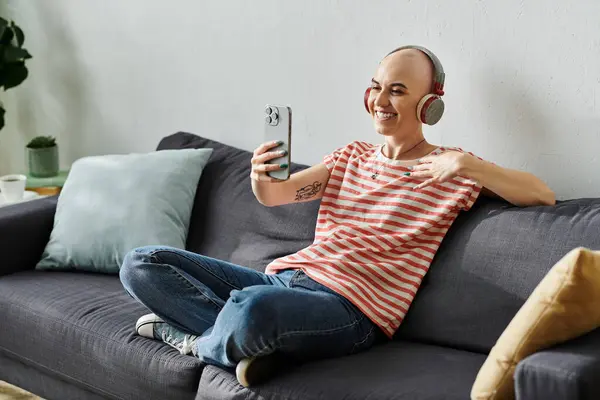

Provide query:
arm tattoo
left=295, top=181, right=323, bottom=201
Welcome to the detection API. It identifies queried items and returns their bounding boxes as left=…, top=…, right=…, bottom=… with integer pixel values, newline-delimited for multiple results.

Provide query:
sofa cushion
left=36, top=148, right=213, bottom=274
left=157, top=132, right=321, bottom=272
left=396, top=197, right=600, bottom=353
left=198, top=340, right=486, bottom=400
left=0, top=271, right=202, bottom=399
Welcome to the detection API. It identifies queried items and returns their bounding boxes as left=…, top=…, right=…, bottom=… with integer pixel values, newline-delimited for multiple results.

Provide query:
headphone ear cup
left=417, top=94, right=445, bottom=125
left=364, top=87, right=372, bottom=113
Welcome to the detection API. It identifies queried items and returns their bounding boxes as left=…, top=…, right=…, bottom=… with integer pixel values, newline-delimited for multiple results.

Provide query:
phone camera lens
left=265, top=115, right=272, bottom=124
left=265, top=106, right=272, bottom=115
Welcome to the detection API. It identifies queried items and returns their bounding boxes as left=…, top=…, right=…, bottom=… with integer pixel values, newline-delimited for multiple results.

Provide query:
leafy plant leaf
left=10, top=21, right=24, bottom=47
left=1, top=62, right=28, bottom=90
left=3, top=46, right=31, bottom=62
left=0, top=24, right=13, bottom=45
left=0, top=17, right=7, bottom=38
left=0, top=23, right=7, bottom=44
left=0, top=104, right=5, bottom=131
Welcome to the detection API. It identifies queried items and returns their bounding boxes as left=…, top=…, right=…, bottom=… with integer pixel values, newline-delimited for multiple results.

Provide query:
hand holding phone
left=250, top=140, right=289, bottom=182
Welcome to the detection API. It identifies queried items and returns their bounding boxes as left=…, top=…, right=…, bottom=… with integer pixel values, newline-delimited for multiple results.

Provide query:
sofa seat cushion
left=0, top=271, right=202, bottom=400
left=198, top=341, right=486, bottom=400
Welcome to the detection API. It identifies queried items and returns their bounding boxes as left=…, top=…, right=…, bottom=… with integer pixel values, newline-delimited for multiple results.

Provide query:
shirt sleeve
left=453, top=148, right=485, bottom=211
left=323, top=142, right=356, bottom=173
left=462, top=183, right=483, bottom=211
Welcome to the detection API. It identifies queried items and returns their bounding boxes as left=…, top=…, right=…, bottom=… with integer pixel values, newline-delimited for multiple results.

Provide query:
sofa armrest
left=0, top=196, right=58, bottom=277
left=515, top=328, right=600, bottom=400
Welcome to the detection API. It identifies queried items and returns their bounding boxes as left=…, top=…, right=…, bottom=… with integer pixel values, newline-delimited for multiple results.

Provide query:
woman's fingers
left=254, top=149, right=287, bottom=165
left=253, top=140, right=283, bottom=158
left=406, top=170, right=431, bottom=178
left=256, top=163, right=286, bottom=172
left=410, top=163, right=430, bottom=171
left=250, top=141, right=287, bottom=182
left=250, top=171, right=281, bottom=182
left=414, top=178, right=437, bottom=190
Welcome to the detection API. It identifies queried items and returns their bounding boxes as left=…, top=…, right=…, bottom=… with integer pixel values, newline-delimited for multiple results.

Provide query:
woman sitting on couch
left=120, top=45, right=555, bottom=388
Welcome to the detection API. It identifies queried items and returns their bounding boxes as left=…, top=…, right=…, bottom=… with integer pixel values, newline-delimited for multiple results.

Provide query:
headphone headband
left=385, top=45, right=445, bottom=96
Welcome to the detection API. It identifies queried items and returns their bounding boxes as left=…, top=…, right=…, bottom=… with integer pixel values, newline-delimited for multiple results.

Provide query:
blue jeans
left=119, top=246, right=384, bottom=368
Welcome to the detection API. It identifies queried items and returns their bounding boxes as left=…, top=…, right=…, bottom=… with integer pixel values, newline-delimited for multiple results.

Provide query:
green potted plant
left=0, top=17, right=32, bottom=131
left=26, top=135, right=59, bottom=177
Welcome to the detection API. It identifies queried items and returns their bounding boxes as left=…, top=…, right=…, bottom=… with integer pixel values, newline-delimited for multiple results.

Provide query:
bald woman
left=120, top=46, right=555, bottom=388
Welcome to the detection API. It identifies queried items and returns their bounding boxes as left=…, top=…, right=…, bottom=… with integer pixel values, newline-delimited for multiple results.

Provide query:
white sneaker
left=135, top=313, right=199, bottom=356
left=135, top=313, right=164, bottom=339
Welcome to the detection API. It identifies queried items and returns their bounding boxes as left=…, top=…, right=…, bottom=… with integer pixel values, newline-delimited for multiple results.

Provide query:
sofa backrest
left=159, top=132, right=600, bottom=355
left=157, top=132, right=320, bottom=272
left=396, top=196, right=600, bottom=353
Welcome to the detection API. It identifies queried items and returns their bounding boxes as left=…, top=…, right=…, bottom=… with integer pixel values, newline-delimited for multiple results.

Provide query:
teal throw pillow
left=36, top=148, right=213, bottom=273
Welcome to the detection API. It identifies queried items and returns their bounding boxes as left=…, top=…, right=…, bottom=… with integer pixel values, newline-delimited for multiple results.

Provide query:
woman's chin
left=374, top=123, right=395, bottom=136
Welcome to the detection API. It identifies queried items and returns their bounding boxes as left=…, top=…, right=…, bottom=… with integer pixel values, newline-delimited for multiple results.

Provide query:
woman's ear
left=364, top=87, right=372, bottom=113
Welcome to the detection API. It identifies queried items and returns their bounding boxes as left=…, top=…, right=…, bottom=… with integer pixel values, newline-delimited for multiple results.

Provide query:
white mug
left=0, top=174, right=27, bottom=202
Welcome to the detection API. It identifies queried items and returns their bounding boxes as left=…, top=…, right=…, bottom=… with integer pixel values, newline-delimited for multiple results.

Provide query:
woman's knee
left=212, top=287, right=294, bottom=359
left=119, top=246, right=161, bottom=292
left=228, top=286, right=284, bottom=325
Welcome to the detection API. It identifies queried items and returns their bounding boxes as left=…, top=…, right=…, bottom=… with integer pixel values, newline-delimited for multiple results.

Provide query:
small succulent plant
left=26, top=135, right=56, bottom=149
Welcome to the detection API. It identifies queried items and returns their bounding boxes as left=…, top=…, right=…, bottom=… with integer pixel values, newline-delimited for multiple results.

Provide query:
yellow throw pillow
left=471, top=247, right=600, bottom=400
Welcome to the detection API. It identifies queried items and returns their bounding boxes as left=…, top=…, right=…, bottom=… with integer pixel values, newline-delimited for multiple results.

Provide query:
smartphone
left=263, top=104, right=292, bottom=180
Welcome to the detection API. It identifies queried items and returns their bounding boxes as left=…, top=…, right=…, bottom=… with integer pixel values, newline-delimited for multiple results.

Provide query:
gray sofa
left=2, top=131, right=600, bottom=400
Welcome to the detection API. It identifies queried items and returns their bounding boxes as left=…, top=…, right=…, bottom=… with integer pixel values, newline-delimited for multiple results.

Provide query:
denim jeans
left=119, top=246, right=385, bottom=368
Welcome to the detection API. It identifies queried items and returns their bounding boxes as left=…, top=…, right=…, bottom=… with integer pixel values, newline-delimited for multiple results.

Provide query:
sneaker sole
left=135, top=313, right=164, bottom=338
left=235, top=358, right=254, bottom=388
left=235, top=354, right=290, bottom=388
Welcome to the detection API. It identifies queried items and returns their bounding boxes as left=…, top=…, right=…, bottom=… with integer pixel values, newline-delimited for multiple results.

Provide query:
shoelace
left=161, top=331, right=197, bottom=356
left=180, top=335, right=197, bottom=356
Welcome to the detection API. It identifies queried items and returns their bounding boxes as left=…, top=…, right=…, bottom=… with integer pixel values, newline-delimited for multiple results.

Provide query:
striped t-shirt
left=265, top=141, right=482, bottom=337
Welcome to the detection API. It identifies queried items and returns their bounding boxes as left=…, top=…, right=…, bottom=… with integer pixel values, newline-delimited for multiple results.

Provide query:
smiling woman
left=361, top=45, right=554, bottom=206
left=119, top=44, right=555, bottom=391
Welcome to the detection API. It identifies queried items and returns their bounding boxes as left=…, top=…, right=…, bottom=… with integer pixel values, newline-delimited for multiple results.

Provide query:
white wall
left=0, top=0, right=598, bottom=199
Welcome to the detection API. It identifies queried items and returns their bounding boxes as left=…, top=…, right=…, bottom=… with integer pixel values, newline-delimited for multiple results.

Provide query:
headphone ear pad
left=364, top=87, right=372, bottom=113
left=417, top=94, right=445, bottom=125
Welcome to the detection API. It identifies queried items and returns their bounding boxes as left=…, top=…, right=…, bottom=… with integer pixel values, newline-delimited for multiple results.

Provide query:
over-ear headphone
left=364, top=45, right=446, bottom=125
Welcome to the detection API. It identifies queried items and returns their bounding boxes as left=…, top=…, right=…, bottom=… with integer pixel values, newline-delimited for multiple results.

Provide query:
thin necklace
left=370, top=139, right=427, bottom=179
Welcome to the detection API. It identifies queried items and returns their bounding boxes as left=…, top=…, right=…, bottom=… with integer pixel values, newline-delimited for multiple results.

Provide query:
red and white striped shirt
left=265, top=141, right=482, bottom=337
